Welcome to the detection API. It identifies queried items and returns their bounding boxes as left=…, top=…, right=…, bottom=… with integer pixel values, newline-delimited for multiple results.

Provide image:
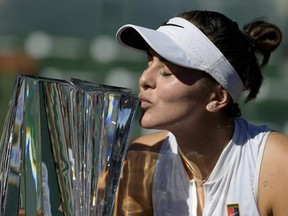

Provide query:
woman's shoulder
left=258, top=131, right=288, bottom=215
left=128, top=130, right=169, bottom=153
left=267, top=130, right=288, bottom=144
left=265, top=131, right=288, bottom=161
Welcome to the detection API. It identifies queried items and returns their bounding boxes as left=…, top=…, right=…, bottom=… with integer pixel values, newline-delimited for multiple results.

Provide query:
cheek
left=153, top=90, right=195, bottom=120
left=140, top=92, right=204, bottom=130
left=157, top=82, right=210, bottom=118
left=159, top=86, right=195, bottom=106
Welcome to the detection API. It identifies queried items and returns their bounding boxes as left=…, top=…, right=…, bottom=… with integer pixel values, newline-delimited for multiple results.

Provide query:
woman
left=114, top=10, right=287, bottom=216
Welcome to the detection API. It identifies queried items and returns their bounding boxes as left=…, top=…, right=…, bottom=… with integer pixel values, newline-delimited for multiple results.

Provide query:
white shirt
left=152, top=118, right=271, bottom=216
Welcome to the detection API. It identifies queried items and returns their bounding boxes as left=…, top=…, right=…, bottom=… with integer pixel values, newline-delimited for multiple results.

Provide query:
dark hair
left=177, top=10, right=282, bottom=117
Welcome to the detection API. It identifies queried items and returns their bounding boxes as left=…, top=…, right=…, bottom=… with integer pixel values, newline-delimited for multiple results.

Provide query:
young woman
left=114, top=10, right=287, bottom=216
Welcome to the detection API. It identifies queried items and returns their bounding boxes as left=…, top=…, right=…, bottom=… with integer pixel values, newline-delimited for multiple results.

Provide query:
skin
left=138, top=49, right=234, bottom=180
left=258, top=132, right=288, bottom=216
left=131, top=49, right=288, bottom=215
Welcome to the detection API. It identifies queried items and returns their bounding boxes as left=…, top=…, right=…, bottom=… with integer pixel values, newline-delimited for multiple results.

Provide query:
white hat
left=116, top=17, right=244, bottom=101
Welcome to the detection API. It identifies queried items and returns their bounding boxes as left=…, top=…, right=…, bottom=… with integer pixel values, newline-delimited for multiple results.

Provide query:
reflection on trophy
left=0, top=74, right=139, bottom=216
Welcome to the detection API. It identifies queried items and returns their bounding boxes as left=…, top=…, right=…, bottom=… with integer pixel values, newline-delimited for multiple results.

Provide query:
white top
left=152, top=118, right=271, bottom=216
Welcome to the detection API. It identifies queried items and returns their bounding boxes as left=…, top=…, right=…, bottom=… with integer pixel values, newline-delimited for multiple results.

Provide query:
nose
left=139, top=67, right=156, bottom=90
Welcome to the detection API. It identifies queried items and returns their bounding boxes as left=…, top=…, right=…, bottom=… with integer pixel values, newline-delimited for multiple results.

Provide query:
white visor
left=116, top=17, right=244, bottom=101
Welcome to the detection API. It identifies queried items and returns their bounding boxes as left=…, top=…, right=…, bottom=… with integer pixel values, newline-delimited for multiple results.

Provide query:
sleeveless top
left=152, top=118, right=271, bottom=216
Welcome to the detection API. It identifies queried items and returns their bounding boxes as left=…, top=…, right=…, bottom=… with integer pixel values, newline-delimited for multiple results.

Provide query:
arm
left=258, top=131, right=288, bottom=216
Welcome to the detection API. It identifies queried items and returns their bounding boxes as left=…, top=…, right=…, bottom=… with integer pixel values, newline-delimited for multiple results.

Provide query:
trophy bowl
left=0, top=74, right=139, bottom=216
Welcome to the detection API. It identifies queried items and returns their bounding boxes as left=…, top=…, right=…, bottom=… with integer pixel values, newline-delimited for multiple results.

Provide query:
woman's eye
left=160, top=68, right=172, bottom=77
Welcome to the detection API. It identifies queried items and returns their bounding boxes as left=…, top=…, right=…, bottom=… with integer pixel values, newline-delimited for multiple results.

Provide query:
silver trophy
left=0, top=74, right=139, bottom=216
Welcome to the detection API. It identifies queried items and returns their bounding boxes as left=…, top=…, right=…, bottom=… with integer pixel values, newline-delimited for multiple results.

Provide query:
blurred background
left=0, top=0, right=287, bottom=139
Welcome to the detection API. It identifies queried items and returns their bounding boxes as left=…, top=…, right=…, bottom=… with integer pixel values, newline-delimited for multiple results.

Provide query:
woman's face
left=138, top=49, right=214, bottom=132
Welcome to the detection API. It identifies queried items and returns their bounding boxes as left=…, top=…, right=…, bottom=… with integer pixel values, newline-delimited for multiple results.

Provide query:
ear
left=206, top=85, right=231, bottom=112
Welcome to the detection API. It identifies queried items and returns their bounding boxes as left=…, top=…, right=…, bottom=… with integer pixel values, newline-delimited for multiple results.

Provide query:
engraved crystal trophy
left=0, top=74, right=139, bottom=216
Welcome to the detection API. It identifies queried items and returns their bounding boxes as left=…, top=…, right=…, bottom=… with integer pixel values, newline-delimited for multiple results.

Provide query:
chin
left=139, top=121, right=154, bottom=129
left=139, top=117, right=164, bottom=130
left=139, top=117, right=155, bottom=129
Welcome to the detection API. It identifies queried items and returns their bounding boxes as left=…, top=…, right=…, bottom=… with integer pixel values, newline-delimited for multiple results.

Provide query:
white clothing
left=152, top=117, right=271, bottom=216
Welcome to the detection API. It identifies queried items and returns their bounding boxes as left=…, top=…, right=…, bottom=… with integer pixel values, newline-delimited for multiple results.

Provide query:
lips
left=138, top=93, right=152, bottom=109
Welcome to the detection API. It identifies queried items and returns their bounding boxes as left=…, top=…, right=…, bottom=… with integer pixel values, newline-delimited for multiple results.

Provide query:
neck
left=173, top=117, right=235, bottom=181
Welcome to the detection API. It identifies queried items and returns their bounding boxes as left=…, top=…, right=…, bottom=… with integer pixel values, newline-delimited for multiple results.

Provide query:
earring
left=206, top=102, right=217, bottom=111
